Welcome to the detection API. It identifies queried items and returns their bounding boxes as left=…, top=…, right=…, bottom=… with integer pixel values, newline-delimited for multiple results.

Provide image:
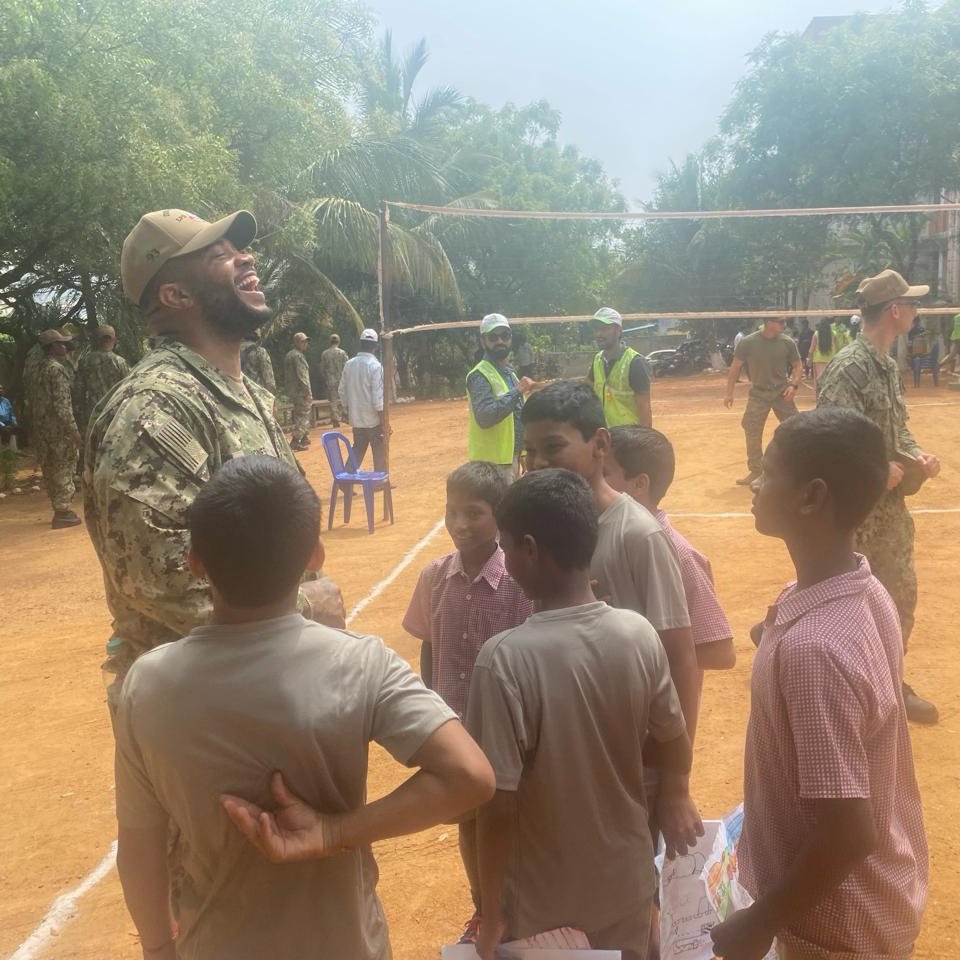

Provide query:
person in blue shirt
left=0, top=383, right=25, bottom=450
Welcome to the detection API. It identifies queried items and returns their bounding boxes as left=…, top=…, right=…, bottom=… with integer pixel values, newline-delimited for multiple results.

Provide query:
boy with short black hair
left=711, top=409, right=928, bottom=960
left=403, top=460, right=534, bottom=943
left=467, top=468, right=702, bottom=960
left=606, top=424, right=736, bottom=675
left=520, top=380, right=699, bottom=743
left=114, top=455, right=494, bottom=960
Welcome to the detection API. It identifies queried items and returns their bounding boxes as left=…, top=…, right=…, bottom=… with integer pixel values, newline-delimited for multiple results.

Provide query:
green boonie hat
left=121, top=208, right=257, bottom=307
left=856, top=269, right=929, bottom=308
left=480, top=313, right=510, bottom=335
left=593, top=307, right=622, bottom=326
left=38, top=328, right=73, bottom=346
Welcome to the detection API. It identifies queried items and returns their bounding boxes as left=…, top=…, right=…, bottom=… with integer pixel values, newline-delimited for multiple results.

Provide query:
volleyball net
left=374, top=198, right=960, bottom=452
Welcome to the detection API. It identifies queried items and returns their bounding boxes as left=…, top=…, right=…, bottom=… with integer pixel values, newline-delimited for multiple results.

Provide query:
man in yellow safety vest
left=466, top=314, right=537, bottom=482
left=585, top=307, right=652, bottom=427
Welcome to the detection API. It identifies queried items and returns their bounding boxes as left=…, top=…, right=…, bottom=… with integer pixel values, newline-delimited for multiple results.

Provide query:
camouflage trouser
left=291, top=394, right=312, bottom=440
left=741, top=391, right=798, bottom=473
left=327, top=378, right=344, bottom=423
left=37, top=440, right=78, bottom=511
left=856, top=491, right=917, bottom=650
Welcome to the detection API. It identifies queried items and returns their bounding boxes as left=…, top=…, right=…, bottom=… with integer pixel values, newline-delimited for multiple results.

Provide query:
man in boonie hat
left=31, top=328, right=83, bottom=528
left=586, top=306, right=653, bottom=429
left=83, top=208, right=301, bottom=709
left=466, top=313, right=538, bottom=482
left=74, top=323, right=131, bottom=433
left=818, top=269, right=941, bottom=724
left=285, top=331, right=313, bottom=450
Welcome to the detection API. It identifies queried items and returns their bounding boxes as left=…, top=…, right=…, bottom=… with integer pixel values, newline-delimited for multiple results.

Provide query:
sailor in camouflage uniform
left=818, top=269, right=941, bottom=724
left=84, top=208, right=298, bottom=696
left=284, top=331, right=313, bottom=450
left=32, top=328, right=82, bottom=528
left=74, top=324, right=130, bottom=432
left=240, top=327, right=276, bottom=395
left=320, top=332, right=348, bottom=426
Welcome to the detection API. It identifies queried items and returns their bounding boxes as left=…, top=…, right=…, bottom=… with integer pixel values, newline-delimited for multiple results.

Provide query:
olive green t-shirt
left=735, top=331, right=800, bottom=397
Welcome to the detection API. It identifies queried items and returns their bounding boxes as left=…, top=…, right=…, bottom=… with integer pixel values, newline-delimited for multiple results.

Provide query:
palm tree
left=255, top=32, right=494, bottom=340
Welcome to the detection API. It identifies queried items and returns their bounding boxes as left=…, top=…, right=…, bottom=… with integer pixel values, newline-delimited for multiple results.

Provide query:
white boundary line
left=672, top=507, right=960, bottom=518
left=8, top=842, right=118, bottom=960
left=8, top=519, right=446, bottom=960
left=346, top=518, right=445, bottom=626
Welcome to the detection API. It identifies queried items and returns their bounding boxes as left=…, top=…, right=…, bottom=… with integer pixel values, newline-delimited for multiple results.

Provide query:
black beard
left=193, top=279, right=271, bottom=340
left=490, top=345, right=510, bottom=361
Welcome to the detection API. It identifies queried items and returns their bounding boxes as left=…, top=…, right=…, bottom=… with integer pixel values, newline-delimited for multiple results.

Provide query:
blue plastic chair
left=321, top=431, right=394, bottom=534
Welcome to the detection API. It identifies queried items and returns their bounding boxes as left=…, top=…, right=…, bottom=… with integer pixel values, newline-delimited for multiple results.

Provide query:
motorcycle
left=646, top=339, right=715, bottom=377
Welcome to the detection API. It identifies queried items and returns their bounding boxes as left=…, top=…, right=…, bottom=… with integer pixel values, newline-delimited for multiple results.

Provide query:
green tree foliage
left=0, top=0, right=371, bottom=376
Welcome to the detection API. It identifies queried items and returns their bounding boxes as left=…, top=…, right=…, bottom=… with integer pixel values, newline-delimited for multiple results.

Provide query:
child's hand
left=220, top=771, right=344, bottom=862
left=657, top=788, right=704, bottom=859
left=710, top=903, right=776, bottom=959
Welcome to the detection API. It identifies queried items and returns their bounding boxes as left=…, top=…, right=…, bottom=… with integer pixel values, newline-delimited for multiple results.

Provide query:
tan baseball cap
left=96, top=324, right=116, bottom=339
left=856, top=269, right=929, bottom=307
left=121, top=208, right=257, bottom=307
left=293, top=331, right=310, bottom=343
left=38, top=328, right=73, bottom=346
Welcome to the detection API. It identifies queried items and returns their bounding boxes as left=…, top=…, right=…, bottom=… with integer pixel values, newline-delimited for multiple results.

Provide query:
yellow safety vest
left=592, top=347, right=640, bottom=426
left=467, top=359, right=516, bottom=464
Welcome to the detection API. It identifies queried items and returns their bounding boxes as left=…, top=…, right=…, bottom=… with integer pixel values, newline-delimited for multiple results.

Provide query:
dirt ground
left=2, top=373, right=957, bottom=960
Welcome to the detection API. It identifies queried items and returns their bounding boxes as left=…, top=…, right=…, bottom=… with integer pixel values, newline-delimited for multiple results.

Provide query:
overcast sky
left=368, top=0, right=900, bottom=207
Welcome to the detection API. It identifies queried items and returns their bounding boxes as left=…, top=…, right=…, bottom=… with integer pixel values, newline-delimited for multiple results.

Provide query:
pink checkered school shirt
left=739, top=556, right=928, bottom=959
left=403, top=548, right=534, bottom=718
left=654, top=509, right=732, bottom=647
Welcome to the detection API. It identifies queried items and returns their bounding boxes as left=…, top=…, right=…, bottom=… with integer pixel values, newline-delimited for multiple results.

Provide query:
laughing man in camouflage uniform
left=240, top=327, right=276, bottom=396
left=74, top=324, right=130, bottom=432
left=84, top=208, right=299, bottom=696
left=818, top=269, right=941, bottom=724
left=284, top=331, right=313, bottom=450
left=32, top=329, right=82, bottom=528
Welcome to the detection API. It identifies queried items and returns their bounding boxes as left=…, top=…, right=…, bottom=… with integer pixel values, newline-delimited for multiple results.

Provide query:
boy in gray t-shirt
left=520, top=381, right=699, bottom=742
left=466, top=469, right=702, bottom=960
left=114, top=456, right=494, bottom=960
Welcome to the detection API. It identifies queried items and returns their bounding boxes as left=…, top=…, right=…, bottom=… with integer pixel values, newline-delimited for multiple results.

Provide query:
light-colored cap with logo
left=38, top=328, right=73, bottom=346
left=121, top=209, right=257, bottom=307
left=593, top=307, right=623, bottom=326
left=360, top=328, right=379, bottom=342
left=479, top=313, right=510, bottom=335
left=856, top=269, right=929, bottom=308
left=293, top=331, right=310, bottom=343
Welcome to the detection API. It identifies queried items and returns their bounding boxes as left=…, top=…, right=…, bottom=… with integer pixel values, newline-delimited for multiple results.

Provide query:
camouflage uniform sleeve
left=48, top=363, right=80, bottom=434
left=296, top=353, right=311, bottom=393
left=262, top=349, right=277, bottom=396
left=816, top=361, right=867, bottom=413
left=89, top=391, right=213, bottom=637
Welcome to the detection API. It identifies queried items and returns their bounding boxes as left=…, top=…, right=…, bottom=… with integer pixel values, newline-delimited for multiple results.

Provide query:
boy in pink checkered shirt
left=712, top=408, right=927, bottom=960
left=605, top=425, right=736, bottom=681
left=403, top=461, right=533, bottom=944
